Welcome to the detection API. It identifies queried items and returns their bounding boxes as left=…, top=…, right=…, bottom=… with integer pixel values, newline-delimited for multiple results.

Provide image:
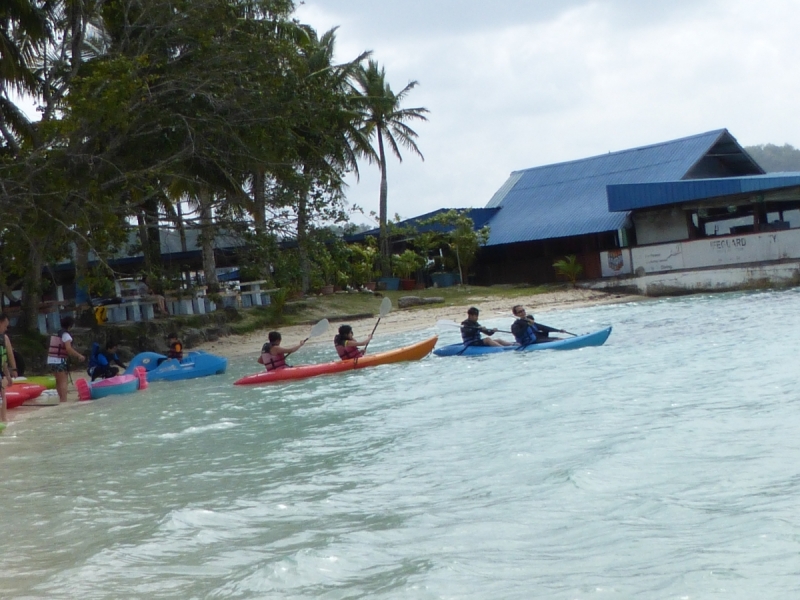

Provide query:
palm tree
left=353, top=59, right=428, bottom=276
left=289, top=26, right=371, bottom=291
left=0, top=0, right=49, bottom=151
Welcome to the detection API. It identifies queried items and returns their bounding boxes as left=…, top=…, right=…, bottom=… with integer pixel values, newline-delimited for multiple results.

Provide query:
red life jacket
left=334, top=336, right=363, bottom=361
left=260, top=343, right=287, bottom=371
left=48, top=329, right=69, bottom=361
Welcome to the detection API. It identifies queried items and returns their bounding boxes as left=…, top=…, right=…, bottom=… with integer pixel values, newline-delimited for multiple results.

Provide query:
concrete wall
left=597, top=228, right=800, bottom=295
left=633, top=208, right=690, bottom=245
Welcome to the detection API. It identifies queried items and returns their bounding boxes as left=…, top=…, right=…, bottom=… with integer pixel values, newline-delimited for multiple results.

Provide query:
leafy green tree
left=421, top=210, right=489, bottom=286
left=353, top=59, right=428, bottom=276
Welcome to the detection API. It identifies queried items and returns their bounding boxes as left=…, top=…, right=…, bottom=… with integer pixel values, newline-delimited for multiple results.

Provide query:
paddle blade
left=379, top=296, right=392, bottom=317
left=308, top=318, right=330, bottom=339
left=435, top=319, right=460, bottom=328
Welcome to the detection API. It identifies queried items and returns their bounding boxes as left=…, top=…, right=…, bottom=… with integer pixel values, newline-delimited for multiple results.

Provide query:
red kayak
left=234, top=336, right=437, bottom=385
left=5, top=383, right=47, bottom=410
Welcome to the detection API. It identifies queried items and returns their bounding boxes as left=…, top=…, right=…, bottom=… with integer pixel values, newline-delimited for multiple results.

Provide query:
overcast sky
left=294, top=0, right=800, bottom=225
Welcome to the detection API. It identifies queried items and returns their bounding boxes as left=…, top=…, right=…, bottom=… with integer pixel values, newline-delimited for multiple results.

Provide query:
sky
left=294, top=0, right=800, bottom=225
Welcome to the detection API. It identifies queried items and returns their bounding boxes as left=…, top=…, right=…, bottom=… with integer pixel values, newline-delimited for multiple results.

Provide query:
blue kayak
left=124, top=350, right=228, bottom=382
left=433, top=326, right=612, bottom=356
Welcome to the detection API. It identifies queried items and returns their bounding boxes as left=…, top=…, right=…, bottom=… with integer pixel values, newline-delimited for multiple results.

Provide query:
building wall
left=599, top=228, right=800, bottom=277
left=633, top=208, right=690, bottom=245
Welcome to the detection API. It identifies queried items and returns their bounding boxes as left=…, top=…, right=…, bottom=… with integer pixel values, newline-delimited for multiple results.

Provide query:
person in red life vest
left=333, top=325, right=372, bottom=360
left=47, top=316, right=86, bottom=403
left=258, top=331, right=306, bottom=371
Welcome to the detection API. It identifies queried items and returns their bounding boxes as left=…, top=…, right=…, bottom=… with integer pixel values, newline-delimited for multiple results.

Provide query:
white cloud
left=296, top=0, right=800, bottom=223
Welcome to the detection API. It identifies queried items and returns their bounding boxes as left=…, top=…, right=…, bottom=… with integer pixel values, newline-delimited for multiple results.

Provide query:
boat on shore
left=433, top=327, right=612, bottom=356
left=124, top=351, right=227, bottom=382
left=75, top=366, right=148, bottom=400
left=5, top=383, right=47, bottom=409
left=234, top=336, right=437, bottom=385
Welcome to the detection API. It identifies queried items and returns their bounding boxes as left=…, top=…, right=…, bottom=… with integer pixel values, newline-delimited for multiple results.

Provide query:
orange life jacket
left=48, top=330, right=69, bottom=361
left=260, top=343, right=286, bottom=371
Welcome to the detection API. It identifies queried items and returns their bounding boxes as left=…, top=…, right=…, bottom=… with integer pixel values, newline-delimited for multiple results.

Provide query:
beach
left=5, top=287, right=642, bottom=425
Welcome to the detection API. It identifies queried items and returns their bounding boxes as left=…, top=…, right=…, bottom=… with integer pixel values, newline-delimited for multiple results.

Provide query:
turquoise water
left=2, top=289, right=800, bottom=599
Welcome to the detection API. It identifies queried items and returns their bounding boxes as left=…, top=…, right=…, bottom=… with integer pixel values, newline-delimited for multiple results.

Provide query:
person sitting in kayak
left=333, top=325, right=372, bottom=360
left=510, top=305, right=566, bottom=345
left=259, top=331, right=305, bottom=371
left=461, top=307, right=513, bottom=347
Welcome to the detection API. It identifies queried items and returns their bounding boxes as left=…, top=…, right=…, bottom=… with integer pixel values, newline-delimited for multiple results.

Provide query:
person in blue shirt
left=88, top=341, right=127, bottom=381
left=510, top=305, right=566, bottom=345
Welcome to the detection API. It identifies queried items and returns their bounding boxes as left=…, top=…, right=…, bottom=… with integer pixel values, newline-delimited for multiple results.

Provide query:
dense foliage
left=0, top=0, right=427, bottom=330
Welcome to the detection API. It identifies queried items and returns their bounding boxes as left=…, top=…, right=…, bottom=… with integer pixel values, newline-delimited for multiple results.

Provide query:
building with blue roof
left=475, top=129, right=769, bottom=284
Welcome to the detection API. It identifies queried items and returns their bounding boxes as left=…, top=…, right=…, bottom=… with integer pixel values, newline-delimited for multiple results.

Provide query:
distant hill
left=744, top=143, right=800, bottom=173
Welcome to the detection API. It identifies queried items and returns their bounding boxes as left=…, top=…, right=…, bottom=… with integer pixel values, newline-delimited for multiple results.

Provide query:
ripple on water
left=2, top=290, right=800, bottom=597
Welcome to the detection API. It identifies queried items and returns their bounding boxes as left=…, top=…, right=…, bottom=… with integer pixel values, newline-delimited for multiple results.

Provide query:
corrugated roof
left=483, top=129, right=762, bottom=246
left=345, top=207, right=499, bottom=242
left=606, top=173, right=800, bottom=211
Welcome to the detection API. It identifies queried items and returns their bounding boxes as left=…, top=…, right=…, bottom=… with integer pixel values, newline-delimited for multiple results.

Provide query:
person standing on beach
left=47, top=316, right=86, bottom=403
left=0, top=313, right=15, bottom=422
left=460, top=307, right=513, bottom=347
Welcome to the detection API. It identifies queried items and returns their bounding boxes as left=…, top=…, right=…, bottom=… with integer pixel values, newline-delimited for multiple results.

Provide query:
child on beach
left=47, top=316, right=86, bottom=403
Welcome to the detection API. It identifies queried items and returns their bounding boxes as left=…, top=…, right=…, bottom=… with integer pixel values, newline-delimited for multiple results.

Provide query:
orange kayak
left=234, top=336, right=437, bottom=385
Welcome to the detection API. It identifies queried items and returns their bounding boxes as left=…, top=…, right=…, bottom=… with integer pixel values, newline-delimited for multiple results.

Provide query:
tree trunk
left=252, top=170, right=266, bottom=233
left=377, top=128, right=390, bottom=276
left=21, top=245, right=43, bottom=334
left=198, top=188, right=219, bottom=293
left=176, top=200, right=188, bottom=253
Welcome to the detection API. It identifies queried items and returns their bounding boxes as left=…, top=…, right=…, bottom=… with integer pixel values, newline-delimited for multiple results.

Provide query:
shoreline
left=4, top=288, right=643, bottom=427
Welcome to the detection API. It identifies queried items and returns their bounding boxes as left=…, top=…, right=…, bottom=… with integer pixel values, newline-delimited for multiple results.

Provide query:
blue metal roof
left=483, top=129, right=762, bottom=246
left=606, top=172, right=800, bottom=212
left=345, top=207, right=499, bottom=242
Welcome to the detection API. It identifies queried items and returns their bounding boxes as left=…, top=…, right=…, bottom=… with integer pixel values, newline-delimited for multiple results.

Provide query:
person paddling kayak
left=258, top=331, right=306, bottom=371
left=333, top=325, right=372, bottom=360
left=461, top=307, right=513, bottom=347
left=510, top=305, right=567, bottom=345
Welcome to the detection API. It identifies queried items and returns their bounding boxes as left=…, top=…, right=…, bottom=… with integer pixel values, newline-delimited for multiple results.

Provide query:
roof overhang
left=607, top=173, right=800, bottom=212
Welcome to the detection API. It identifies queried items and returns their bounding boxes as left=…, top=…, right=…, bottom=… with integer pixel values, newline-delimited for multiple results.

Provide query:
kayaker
left=460, top=307, right=513, bottom=347
left=47, top=316, right=86, bottom=403
left=259, top=331, right=305, bottom=371
left=333, top=325, right=372, bottom=360
left=510, top=305, right=566, bottom=345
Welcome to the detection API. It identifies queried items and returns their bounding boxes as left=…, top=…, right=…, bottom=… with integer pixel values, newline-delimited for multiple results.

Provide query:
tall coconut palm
left=352, top=59, right=428, bottom=276
left=290, top=26, right=371, bottom=291
left=0, top=0, right=49, bottom=151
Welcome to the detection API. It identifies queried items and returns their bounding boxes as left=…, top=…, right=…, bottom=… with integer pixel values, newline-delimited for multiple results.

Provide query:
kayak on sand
left=433, top=327, right=612, bottom=356
left=234, top=336, right=437, bottom=385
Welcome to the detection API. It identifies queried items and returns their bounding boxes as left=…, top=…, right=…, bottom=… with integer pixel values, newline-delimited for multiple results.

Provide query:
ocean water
left=2, top=289, right=800, bottom=599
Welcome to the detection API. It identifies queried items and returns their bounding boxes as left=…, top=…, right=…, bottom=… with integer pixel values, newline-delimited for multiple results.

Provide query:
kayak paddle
left=435, top=319, right=512, bottom=334
left=357, top=297, right=392, bottom=361
left=303, top=318, right=330, bottom=343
